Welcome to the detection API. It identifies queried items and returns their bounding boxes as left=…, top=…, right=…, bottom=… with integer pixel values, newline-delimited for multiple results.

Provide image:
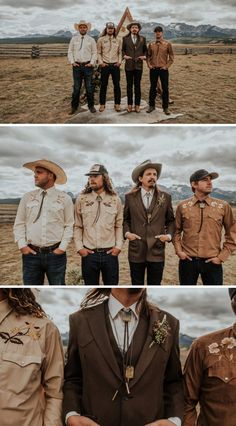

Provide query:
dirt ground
left=0, top=50, right=236, bottom=123
left=1, top=204, right=235, bottom=285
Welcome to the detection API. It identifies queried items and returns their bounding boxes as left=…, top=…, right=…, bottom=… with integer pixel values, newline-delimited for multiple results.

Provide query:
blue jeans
left=22, top=252, right=66, bottom=285
left=82, top=252, right=119, bottom=285
left=179, top=258, right=223, bottom=285
left=71, top=65, right=94, bottom=109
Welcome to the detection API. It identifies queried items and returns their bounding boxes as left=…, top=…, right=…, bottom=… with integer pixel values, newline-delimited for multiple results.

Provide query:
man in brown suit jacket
left=123, top=160, right=175, bottom=285
left=122, top=21, right=147, bottom=112
left=63, top=288, right=184, bottom=426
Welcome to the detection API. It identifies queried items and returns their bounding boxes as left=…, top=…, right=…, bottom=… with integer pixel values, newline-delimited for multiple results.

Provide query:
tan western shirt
left=74, top=190, right=123, bottom=251
left=0, top=298, right=64, bottom=426
left=68, top=33, right=97, bottom=65
left=183, top=324, right=236, bottom=426
left=13, top=186, right=74, bottom=251
left=173, top=195, right=236, bottom=261
left=147, top=39, right=174, bottom=68
left=97, top=35, right=122, bottom=64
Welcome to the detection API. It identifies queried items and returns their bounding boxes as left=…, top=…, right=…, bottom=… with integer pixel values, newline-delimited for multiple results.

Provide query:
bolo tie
left=93, top=195, right=102, bottom=224
left=198, top=200, right=206, bottom=233
left=33, top=191, right=47, bottom=223
left=79, top=36, right=84, bottom=51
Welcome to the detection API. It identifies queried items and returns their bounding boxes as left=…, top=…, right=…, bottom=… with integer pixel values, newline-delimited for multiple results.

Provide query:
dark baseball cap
left=154, top=26, right=163, bottom=33
left=85, top=164, right=108, bottom=176
left=229, top=288, right=236, bottom=299
left=190, top=169, right=219, bottom=183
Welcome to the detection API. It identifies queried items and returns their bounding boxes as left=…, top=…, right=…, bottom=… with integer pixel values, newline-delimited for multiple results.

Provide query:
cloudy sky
left=36, top=287, right=235, bottom=336
left=1, top=0, right=235, bottom=37
left=0, top=126, right=235, bottom=198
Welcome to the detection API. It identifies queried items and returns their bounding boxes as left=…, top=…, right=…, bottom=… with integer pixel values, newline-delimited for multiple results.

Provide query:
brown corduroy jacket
left=63, top=301, right=184, bottom=426
left=122, top=34, right=147, bottom=71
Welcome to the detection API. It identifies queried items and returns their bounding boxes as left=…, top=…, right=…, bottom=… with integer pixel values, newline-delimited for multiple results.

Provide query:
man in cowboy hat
left=13, top=159, right=74, bottom=285
left=63, top=288, right=184, bottom=426
left=74, top=164, right=123, bottom=285
left=122, top=22, right=147, bottom=113
left=147, top=26, right=174, bottom=115
left=97, top=22, right=122, bottom=112
left=173, top=169, right=236, bottom=285
left=123, top=160, right=175, bottom=285
left=68, top=20, right=97, bottom=114
left=183, top=288, right=236, bottom=426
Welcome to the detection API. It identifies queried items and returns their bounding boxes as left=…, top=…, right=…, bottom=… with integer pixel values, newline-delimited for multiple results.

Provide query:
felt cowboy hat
left=131, top=160, right=162, bottom=184
left=127, top=21, right=142, bottom=31
left=23, top=159, right=67, bottom=185
left=74, top=20, right=91, bottom=32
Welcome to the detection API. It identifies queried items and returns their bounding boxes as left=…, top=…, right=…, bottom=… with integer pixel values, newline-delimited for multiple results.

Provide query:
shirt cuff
left=125, top=231, right=130, bottom=239
left=65, top=411, right=80, bottom=425
left=59, top=241, right=68, bottom=252
left=18, top=239, right=28, bottom=249
left=166, top=233, right=172, bottom=241
left=168, top=417, right=181, bottom=426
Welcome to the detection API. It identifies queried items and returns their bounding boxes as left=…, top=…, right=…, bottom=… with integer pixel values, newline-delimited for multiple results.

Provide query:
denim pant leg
left=149, top=68, right=159, bottom=106
left=72, top=66, right=83, bottom=109
left=82, top=253, right=101, bottom=285
left=83, top=66, right=94, bottom=108
left=146, top=261, right=164, bottom=285
left=22, top=253, right=45, bottom=285
left=111, top=66, right=121, bottom=104
left=179, top=259, right=200, bottom=285
left=200, top=261, right=223, bottom=285
left=99, top=66, right=110, bottom=105
left=45, top=252, right=66, bottom=285
left=101, top=253, right=119, bottom=285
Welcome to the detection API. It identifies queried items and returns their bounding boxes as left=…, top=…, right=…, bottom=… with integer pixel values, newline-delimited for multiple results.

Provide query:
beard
left=127, top=289, right=143, bottom=295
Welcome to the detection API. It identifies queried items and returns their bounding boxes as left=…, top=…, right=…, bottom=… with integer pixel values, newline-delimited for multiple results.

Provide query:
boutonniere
left=157, top=194, right=165, bottom=208
left=208, top=337, right=236, bottom=361
left=149, top=314, right=170, bottom=348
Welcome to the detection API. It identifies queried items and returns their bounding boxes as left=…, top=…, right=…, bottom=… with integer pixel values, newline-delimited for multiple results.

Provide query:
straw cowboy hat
left=74, top=20, right=91, bottom=32
left=23, top=159, right=67, bottom=185
left=132, top=159, right=162, bottom=184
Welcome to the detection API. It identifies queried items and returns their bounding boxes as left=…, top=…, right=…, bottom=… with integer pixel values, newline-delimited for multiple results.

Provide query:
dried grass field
left=0, top=204, right=235, bottom=285
left=0, top=45, right=236, bottom=123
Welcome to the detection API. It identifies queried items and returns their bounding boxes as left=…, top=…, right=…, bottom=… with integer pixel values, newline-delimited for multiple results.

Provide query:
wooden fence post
left=31, top=45, right=40, bottom=58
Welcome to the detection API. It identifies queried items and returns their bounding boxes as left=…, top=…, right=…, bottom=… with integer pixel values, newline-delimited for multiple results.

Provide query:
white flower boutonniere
left=149, top=314, right=170, bottom=348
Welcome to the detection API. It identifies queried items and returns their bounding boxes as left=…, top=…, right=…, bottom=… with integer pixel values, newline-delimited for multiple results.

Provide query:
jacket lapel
left=133, top=189, right=147, bottom=221
left=130, top=308, right=169, bottom=388
left=84, top=302, right=122, bottom=380
left=149, top=189, right=165, bottom=222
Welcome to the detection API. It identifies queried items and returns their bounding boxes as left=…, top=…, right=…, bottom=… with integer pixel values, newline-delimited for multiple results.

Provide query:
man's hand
left=20, top=246, right=36, bottom=255
left=85, top=63, right=93, bottom=67
left=53, top=248, right=65, bottom=255
left=67, top=415, right=100, bottom=426
left=126, top=232, right=141, bottom=241
left=138, top=55, right=146, bottom=61
left=145, top=420, right=175, bottom=426
left=205, top=257, right=222, bottom=265
left=78, top=248, right=94, bottom=257
left=115, top=62, right=121, bottom=67
left=100, top=63, right=108, bottom=67
left=124, top=55, right=132, bottom=60
left=155, top=234, right=170, bottom=243
left=106, top=247, right=121, bottom=256
left=177, top=250, right=192, bottom=261
left=72, top=63, right=79, bottom=67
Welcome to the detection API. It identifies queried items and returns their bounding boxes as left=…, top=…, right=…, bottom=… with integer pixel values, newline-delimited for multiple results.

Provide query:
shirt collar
left=141, top=187, right=154, bottom=197
left=0, top=298, right=13, bottom=325
left=108, top=293, right=139, bottom=320
left=92, top=190, right=106, bottom=200
left=193, top=194, right=212, bottom=206
left=233, top=322, right=236, bottom=337
left=39, top=185, right=56, bottom=196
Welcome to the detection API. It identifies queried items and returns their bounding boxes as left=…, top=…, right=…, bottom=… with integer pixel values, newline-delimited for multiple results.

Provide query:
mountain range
left=1, top=22, right=236, bottom=43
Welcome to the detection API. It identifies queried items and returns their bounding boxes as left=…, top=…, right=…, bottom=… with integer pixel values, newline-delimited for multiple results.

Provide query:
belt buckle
left=97, top=248, right=104, bottom=253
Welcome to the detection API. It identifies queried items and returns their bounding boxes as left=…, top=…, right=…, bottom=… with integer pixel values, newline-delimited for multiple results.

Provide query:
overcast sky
left=1, top=1, right=235, bottom=37
left=0, top=126, right=235, bottom=198
left=37, top=287, right=235, bottom=336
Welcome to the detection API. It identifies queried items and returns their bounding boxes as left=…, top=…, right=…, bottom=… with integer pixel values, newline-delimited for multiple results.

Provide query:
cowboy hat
left=23, top=159, right=67, bottom=185
left=127, top=21, right=142, bottom=31
left=74, top=20, right=91, bottom=32
left=132, top=160, right=162, bottom=184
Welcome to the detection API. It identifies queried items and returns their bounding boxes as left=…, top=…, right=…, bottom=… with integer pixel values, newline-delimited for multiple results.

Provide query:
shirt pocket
left=207, top=211, right=223, bottom=226
left=104, top=206, right=117, bottom=228
left=1, top=352, right=42, bottom=396
left=26, top=200, right=39, bottom=219
left=207, top=357, right=236, bottom=383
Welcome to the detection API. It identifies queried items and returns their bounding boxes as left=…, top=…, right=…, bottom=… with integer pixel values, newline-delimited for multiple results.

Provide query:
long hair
left=80, top=289, right=155, bottom=318
left=127, top=182, right=160, bottom=194
left=99, top=27, right=117, bottom=38
left=82, top=174, right=117, bottom=196
left=2, top=289, right=46, bottom=318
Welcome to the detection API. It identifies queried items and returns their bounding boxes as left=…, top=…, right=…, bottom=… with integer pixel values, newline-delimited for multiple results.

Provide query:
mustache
left=127, top=289, right=143, bottom=295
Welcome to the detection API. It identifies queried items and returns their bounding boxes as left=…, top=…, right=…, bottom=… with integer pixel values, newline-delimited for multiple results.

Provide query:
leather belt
left=190, top=257, right=209, bottom=261
left=75, top=61, right=90, bottom=66
left=104, top=62, right=117, bottom=65
left=28, top=242, right=60, bottom=253
left=84, top=246, right=113, bottom=253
